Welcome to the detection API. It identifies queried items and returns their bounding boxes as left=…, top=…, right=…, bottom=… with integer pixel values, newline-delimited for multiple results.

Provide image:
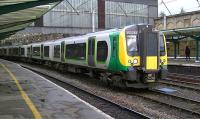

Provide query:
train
left=0, top=24, right=167, bottom=88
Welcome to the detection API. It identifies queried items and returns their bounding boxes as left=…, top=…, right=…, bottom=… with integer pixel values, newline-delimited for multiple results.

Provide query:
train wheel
left=99, top=73, right=111, bottom=86
left=111, top=75, right=126, bottom=89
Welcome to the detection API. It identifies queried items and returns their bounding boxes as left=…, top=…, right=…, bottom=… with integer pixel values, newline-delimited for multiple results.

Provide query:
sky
left=158, top=0, right=200, bottom=16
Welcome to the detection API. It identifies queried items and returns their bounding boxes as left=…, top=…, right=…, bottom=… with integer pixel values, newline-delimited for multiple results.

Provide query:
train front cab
left=118, top=24, right=167, bottom=88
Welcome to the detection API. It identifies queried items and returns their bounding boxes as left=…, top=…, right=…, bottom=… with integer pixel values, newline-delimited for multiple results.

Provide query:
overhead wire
left=161, top=0, right=172, bottom=15
left=65, top=0, right=79, bottom=15
left=196, top=0, right=200, bottom=7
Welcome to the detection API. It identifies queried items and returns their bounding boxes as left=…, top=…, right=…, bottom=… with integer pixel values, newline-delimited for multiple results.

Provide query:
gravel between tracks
left=20, top=63, right=198, bottom=119
left=155, top=82, right=200, bottom=103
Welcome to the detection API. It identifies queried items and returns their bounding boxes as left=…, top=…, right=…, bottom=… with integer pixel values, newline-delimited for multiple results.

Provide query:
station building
left=1, top=0, right=158, bottom=45
left=22, top=0, right=158, bottom=35
left=155, top=10, right=200, bottom=60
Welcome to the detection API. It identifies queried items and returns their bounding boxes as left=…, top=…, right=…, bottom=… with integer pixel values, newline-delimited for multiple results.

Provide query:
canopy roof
left=161, top=26, right=200, bottom=40
left=0, top=0, right=62, bottom=40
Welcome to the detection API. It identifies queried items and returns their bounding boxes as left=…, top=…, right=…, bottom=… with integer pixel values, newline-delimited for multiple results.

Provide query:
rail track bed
left=156, top=73, right=200, bottom=106
left=22, top=64, right=149, bottom=119
left=131, top=89, right=200, bottom=117
left=158, top=72, right=200, bottom=95
left=19, top=62, right=200, bottom=119
left=167, top=73, right=200, bottom=84
left=158, top=78, right=200, bottom=91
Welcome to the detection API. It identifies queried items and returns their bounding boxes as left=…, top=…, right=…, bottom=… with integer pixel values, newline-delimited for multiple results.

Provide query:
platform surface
left=0, top=59, right=112, bottom=119
left=168, top=58, right=200, bottom=67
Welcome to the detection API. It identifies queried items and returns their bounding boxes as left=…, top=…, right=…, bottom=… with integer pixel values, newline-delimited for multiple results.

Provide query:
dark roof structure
left=162, top=26, right=200, bottom=37
left=0, top=0, right=62, bottom=40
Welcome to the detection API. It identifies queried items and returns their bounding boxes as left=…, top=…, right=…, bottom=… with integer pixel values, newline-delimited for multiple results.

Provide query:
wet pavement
left=0, top=59, right=112, bottom=119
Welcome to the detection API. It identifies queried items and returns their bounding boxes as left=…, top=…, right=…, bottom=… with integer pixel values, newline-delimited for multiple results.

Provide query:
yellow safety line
left=0, top=64, right=42, bottom=119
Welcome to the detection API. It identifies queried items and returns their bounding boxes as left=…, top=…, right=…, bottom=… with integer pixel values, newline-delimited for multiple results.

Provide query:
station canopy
left=161, top=26, right=200, bottom=60
left=0, top=0, right=62, bottom=40
left=161, top=26, right=200, bottom=40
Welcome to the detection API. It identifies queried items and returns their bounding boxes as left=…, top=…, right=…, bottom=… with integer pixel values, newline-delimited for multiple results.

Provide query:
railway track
left=20, top=62, right=200, bottom=118
left=21, top=64, right=150, bottom=119
left=167, top=73, right=200, bottom=84
left=158, top=78, right=200, bottom=91
left=130, top=89, right=200, bottom=117
left=158, top=73, right=200, bottom=91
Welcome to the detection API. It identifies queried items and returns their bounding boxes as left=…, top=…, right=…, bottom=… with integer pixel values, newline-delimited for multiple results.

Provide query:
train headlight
left=160, top=59, right=166, bottom=65
left=163, top=59, right=166, bottom=62
left=133, top=59, right=138, bottom=64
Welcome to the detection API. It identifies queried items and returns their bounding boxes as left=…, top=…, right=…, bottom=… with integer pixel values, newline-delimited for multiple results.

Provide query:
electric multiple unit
left=0, top=24, right=167, bottom=88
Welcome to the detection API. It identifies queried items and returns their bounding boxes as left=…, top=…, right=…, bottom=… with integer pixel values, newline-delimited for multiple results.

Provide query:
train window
left=147, top=32, right=158, bottom=56
left=13, top=48, right=19, bottom=56
left=13, top=48, right=15, bottom=55
left=112, top=37, right=117, bottom=57
left=9, top=48, right=12, bottom=55
left=27, top=47, right=31, bottom=56
left=66, top=43, right=86, bottom=60
left=0, top=49, right=2, bottom=55
left=127, top=35, right=137, bottom=51
left=1, top=49, right=3, bottom=55
left=44, top=46, right=49, bottom=57
left=126, top=34, right=138, bottom=56
left=54, top=45, right=60, bottom=58
left=97, top=41, right=108, bottom=62
left=32, top=47, right=40, bottom=56
left=4, top=49, right=7, bottom=55
left=21, top=48, right=25, bottom=56
left=160, top=35, right=165, bottom=56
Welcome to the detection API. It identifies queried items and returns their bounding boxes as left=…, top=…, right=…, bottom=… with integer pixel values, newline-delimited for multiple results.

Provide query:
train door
left=110, top=36, right=117, bottom=70
left=139, top=25, right=159, bottom=71
left=61, top=41, right=65, bottom=62
left=88, top=37, right=96, bottom=67
left=41, top=44, right=43, bottom=59
left=19, top=47, right=21, bottom=57
left=30, top=45, right=32, bottom=58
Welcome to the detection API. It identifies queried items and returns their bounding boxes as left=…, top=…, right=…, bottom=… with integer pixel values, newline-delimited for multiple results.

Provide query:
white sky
left=158, top=0, right=200, bottom=16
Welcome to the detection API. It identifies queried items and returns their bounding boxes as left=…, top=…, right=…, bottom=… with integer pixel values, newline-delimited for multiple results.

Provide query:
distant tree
left=180, top=7, right=185, bottom=13
left=160, top=11, right=166, bottom=17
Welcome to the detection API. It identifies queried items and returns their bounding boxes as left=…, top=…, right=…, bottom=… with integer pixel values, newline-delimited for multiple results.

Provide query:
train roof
left=0, top=24, right=144, bottom=47
left=86, top=28, right=119, bottom=36
left=52, top=28, right=120, bottom=43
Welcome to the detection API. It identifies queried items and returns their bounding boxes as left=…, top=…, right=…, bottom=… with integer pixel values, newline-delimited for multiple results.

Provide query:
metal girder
left=0, top=19, right=37, bottom=30
left=0, top=23, right=31, bottom=33
left=0, top=0, right=38, bottom=6
left=0, top=29, right=23, bottom=40
left=0, top=0, right=62, bottom=41
left=161, top=26, right=200, bottom=38
left=0, top=0, right=62, bottom=15
left=107, top=0, right=158, bottom=6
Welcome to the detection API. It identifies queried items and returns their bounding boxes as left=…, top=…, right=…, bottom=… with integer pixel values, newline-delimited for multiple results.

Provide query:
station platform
left=168, top=58, right=200, bottom=67
left=168, top=58, right=200, bottom=75
left=0, top=59, right=112, bottom=119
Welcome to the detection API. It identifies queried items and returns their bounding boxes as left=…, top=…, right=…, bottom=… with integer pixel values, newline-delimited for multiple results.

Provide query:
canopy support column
left=174, top=41, right=177, bottom=59
left=173, top=39, right=177, bottom=59
left=195, top=38, right=199, bottom=62
left=177, top=41, right=179, bottom=57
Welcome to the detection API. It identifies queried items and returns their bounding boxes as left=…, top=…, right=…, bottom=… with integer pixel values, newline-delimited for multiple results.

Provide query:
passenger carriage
left=0, top=24, right=168, bottom=88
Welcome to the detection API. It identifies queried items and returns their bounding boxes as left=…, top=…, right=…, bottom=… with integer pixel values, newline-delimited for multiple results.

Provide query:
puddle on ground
left=158, top=88, right=177, bottom=93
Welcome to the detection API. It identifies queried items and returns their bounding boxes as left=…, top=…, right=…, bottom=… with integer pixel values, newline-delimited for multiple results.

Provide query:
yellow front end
left=118, top=28, right=163, bottom=85
left=118, top=31, right=140, bottom=67
left=160, top=35, right=168, bottom=67
left=146, top=56, right=158, bottom=70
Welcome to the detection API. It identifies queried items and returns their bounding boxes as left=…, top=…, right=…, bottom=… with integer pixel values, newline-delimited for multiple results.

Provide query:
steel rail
left=21, top=64, right=150, bottom=119
left=158, top=79, right=200, bottom=91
